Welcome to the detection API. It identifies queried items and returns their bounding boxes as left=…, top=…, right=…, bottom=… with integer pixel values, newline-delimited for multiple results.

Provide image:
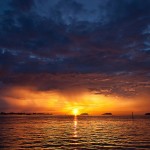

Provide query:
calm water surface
left=0, top=115, right=150, bottom=150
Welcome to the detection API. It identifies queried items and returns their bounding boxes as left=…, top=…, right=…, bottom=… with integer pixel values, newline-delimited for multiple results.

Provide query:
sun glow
left=3, top=86, right=144, bottom=115
left=73, top=108, right=79, bottom=116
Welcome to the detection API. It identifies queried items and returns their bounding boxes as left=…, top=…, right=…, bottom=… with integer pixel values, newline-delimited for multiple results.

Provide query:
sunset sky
left=0, top=0, right=150, bottom=115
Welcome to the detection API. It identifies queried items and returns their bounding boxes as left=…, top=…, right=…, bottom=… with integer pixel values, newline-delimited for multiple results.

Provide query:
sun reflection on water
left=73, top=116, right=78, bottom=138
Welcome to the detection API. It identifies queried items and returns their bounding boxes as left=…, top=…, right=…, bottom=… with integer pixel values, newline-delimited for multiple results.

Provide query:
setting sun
left=73, top=108, right=79, bottom=116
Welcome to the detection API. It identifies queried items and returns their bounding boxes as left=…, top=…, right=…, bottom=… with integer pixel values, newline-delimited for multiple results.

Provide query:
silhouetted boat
left=132, top=112, right=134, bottom=120
left=102, top=113, right=112, bottom=116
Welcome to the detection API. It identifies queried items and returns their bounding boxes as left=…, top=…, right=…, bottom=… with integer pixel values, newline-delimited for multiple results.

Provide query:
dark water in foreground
left=0, top=115, right=150, bottom=150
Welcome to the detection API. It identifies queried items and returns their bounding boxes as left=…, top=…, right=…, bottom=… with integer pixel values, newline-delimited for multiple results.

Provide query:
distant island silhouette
left=145, top=113, right=150, bottom=115
left=80, top=113, right=89, bottom=116
left=102, top=113, right=112, bottom=116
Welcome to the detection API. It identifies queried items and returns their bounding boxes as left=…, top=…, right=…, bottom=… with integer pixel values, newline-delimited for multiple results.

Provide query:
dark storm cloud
left=1, top=73, right=150, bottom=98
left=10, top=0, right=34, bottom=12
left=0, top=0, right=150, bottom=98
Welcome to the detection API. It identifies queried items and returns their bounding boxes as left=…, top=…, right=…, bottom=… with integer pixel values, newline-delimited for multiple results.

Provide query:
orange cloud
left=1, top=86, right=149, bottom=115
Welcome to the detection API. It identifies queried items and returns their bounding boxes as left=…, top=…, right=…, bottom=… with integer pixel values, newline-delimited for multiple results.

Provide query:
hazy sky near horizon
left=0, top=0, right=150, bottom=114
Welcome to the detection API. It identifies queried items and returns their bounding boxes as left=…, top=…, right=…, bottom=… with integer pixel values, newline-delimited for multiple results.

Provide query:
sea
left=0, top=115, right=150, bottom=150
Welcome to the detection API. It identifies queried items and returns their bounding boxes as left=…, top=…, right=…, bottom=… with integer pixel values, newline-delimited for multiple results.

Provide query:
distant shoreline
left=1, top=113, right=149, bottom=116
left=0, top=112, right=53, bottom=115
left=0, top=112, right=150, bottom=116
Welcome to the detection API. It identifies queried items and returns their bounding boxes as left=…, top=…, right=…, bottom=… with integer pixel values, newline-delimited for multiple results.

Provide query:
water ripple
left=0, top=115, right=150, bottom=149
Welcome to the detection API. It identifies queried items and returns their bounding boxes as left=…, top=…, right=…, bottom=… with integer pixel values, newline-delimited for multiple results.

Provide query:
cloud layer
left=0, top=0, right=150, bottom=113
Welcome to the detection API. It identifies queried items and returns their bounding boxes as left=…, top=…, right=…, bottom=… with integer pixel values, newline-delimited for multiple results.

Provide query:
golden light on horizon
left=72, top=108, right=79, bottom=116
left=2, top=86, right=149, bottom=115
